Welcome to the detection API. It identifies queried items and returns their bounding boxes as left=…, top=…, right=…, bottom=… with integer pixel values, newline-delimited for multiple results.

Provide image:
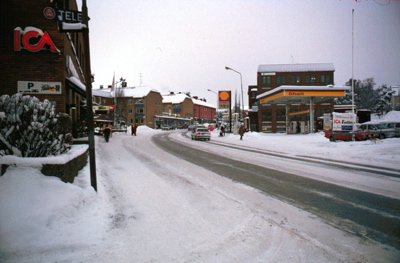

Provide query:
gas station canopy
left=257, top=85, right=350, bottom=104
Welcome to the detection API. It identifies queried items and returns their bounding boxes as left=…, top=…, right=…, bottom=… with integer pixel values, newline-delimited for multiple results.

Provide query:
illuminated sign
left=14, top=27, right=60, bottom=53
left=18, top=81, right=62, bottom=94
left=218, top=90, right=231, bottom=109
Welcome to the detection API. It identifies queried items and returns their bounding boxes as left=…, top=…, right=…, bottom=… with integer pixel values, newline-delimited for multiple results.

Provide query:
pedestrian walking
left=103, top=124, right=112, bottom=142
left=220, top=125, right=225, bottom=137
left=239, top=125, right=245, bottom=140
left=132, top=124, right=137, bottom=136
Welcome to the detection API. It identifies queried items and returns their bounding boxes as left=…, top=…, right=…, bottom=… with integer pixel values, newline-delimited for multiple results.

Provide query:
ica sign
left=14, top=26, right=60, bottom=53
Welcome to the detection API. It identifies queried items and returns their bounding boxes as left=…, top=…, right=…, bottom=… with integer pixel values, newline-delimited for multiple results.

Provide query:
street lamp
left=225, top=66, right=244, bottom=121
left=207, top=89, right=218, bottom=123
left=113, top=77, right=125, bottom=127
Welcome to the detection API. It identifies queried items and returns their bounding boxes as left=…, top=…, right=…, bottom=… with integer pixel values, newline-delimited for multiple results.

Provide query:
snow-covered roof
left=121, top=86, right=160, bottom=98
left=92, top=88, right=112, bottom=98
left=162, top=93, right=190, bottom=104
left=258, top=63, right=335, bottom=73
left=192, top=97, right=214, bottom=108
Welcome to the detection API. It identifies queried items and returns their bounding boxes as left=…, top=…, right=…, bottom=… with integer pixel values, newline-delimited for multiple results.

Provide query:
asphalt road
left=151, top=132, right=400, bottom=250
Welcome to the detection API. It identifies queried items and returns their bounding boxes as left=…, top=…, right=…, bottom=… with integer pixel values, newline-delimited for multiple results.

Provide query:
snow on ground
left=0, top=112, right=400, bottom=262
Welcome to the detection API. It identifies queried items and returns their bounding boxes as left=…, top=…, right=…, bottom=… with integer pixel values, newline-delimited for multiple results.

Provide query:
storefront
left=0, top=0, right=88, bottom=136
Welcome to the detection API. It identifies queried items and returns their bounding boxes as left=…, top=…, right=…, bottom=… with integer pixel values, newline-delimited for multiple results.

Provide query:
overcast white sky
left=85, top=0, right=400, bottom=106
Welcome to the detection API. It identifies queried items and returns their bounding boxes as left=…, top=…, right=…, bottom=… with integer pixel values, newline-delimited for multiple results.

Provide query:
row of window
left=261, top=74, right=332, bottom=87
left=261, top=109, right=332, bottom=122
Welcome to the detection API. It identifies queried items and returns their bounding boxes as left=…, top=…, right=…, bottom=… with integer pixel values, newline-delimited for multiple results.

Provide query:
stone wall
left=41, top=148, right=88, bottom=183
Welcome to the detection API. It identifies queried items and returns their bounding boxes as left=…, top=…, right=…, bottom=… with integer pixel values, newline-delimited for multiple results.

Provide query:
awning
left=257, top=85, right=350, bottom=104
left=66, top=77, right=86, bottom=97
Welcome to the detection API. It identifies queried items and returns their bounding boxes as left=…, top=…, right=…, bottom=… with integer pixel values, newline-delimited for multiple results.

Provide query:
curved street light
left=225, top=66, right=244, bottom=121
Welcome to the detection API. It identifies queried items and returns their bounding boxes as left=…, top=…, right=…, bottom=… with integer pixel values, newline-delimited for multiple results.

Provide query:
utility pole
left=82, top=0, right=97, bottom=191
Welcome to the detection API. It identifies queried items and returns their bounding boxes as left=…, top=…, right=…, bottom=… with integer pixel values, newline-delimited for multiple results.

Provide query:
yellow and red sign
left=218, top=90, right=231, bottom=109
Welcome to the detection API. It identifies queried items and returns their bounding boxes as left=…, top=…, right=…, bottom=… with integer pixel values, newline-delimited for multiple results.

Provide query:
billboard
left=332, top=112, right=356, bottom=131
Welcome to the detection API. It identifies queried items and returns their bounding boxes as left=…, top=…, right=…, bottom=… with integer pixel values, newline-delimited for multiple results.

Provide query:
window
left=320, top=75, right=332, bottom=85
left=306, top=75, right=316, bottom=85
left=291, top=75, right=301, bottom=85
left=276, top=109, right=286, bottom=121
left=127, top=99, right=132, bottom=105
left=128, top=109, right=133, bottom=114
left=261, top=110, right=272, bottom=122
left=136, top=108, right=144, bottom=113
left=262, top=76, right=271, bottom=87
left=250, top=90, right=257, bottom=98
left=276, top=75, right=286, bottom=86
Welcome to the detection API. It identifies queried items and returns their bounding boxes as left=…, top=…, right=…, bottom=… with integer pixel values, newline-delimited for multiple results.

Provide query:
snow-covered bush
left=0, top=93, right=72, bottom=157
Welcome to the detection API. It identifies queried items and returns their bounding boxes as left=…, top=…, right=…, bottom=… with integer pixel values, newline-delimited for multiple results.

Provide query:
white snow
left=0, top=113, right=399, bottom=262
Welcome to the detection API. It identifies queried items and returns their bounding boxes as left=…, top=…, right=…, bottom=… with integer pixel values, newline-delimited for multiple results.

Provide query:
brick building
left=92, top=86, right=164, bottom=129
left=0, top=0, right=88, bottom=135
left=253, top=63, right=336, bottom=133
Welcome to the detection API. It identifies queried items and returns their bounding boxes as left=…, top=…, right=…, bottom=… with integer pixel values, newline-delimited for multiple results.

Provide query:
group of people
left=218, top=123, right=246, bottom=140
left=101, top=124, right=138, bottom=142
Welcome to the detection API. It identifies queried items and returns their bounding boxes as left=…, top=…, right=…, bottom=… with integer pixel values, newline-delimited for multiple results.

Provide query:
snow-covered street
left=1, top=121, right=400, bottom=262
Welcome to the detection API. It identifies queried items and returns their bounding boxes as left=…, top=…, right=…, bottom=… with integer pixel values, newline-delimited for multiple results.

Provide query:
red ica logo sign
left=14, top=26, right=60, bottom=53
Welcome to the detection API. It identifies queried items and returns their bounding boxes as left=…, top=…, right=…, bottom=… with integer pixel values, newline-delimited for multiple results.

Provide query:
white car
left=191, top=128, right=211, bottom=141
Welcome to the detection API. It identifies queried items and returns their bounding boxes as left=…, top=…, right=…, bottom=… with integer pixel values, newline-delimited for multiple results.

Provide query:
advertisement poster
left=18, top=81, right=62, bottom=94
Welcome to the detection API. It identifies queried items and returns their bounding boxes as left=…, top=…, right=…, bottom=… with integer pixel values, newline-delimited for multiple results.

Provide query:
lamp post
left=225, top=67, right=244, bottom=121
left=207, top=88, right=218, bottom=123
left=113, top=77, right=126, bottom=127
left=82, top=0, right=97, bottom=191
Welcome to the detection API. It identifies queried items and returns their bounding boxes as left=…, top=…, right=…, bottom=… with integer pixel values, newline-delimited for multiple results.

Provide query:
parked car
left=176, top=124, right=188, bottom=129
left=324, top=129, right=372, bottom=142
left=378, top=122, right=400, bottom=138
left=191, top=128, right=211, bottom=141
left=161, top=125, right=175, bottom=130
left=357, top=123, right=397, bottom=139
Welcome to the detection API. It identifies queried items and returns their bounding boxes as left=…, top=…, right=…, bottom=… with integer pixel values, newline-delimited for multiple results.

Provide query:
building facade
left=0, top=0, right=88, bottom=136
left=255, top=63, right=336, bottom=133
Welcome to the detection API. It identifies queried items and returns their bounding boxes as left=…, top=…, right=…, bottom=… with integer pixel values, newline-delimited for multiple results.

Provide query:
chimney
left=100, top=85, right=104, bottom=89
left=193, top=96, right=198, bottom=100
left=170, top=92, right=174, bottom=95
left=108, top=85, right=112, bottom=89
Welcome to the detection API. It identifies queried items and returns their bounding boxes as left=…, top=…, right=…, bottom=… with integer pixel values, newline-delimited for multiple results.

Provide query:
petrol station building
left=253, top=63, right=349, bottom=133
left=257, top=85, right=350, bottom=133
left=0, top=0, right=88, bottom=135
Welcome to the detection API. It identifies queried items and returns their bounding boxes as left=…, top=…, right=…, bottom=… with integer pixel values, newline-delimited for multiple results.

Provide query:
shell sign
left=14, top=26, right=60, bottom=53
left=218, top=90, right=231, bottom=109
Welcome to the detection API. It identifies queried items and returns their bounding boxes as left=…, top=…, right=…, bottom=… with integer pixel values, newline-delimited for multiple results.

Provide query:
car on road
left=324, top=129, right=372, bottom=142
left=161, top=125, right=175, bottom=131
left=188, top=124, right=197, bottom=131
left=191, top=128, right=211, bottom=141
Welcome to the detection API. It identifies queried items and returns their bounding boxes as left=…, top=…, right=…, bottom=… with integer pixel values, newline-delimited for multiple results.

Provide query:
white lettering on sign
left=14, top=27, right=60, bottom=53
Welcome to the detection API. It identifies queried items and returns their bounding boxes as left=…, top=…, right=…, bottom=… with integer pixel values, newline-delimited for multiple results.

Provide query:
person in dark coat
left=103, top=125, right=112, bottom=142
left=239, top=125, right=245, bottom=140
left=220, top=125, right=225, bottom=137
left=132, top=124, right=137, bottom=136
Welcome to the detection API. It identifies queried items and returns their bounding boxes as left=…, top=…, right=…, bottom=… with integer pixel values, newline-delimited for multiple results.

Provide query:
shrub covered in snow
left=0, top=93, right=72, bottom=157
